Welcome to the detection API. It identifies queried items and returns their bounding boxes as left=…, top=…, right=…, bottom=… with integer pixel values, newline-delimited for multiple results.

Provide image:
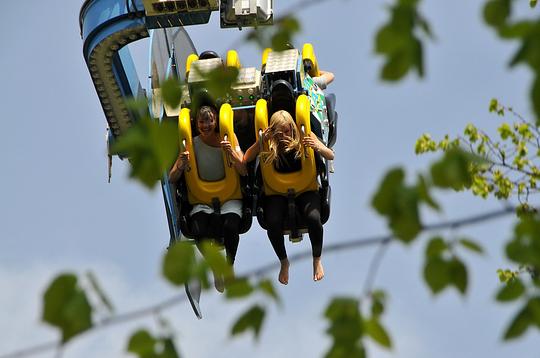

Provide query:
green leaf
left=424, top=257, right=450, bottom=294
left=529, top=297, right=540, bottom=326
left=496, top=279, right=526, bottom=302
left=159, top=337, right=180, bottom=358
left=162, top=242, right=196, bottom=286
left=430, top=149, right=475, bottom=190
left=257, top=279, right=281, bottom=305
left=459, top=239, right=484, bottom=255
left=503, top=305, right=531, bottom=340
left=127, top=329, right=156, bottom=356
left=483, top=0, right=511, bottom=28
left=86, top=271, right=114, bottom=314
left=381, top=51, right=412, bottom=81
left=198, top=241, right=233, bottom=279
left=532, top=77, right=540, bottom=125
left=111, top=117, right=179, bottom=189
left=197, top=66, right=240, bottom=105
left=325, top=344, right=366, bottom=358
left=370, top=290, right=386, bottom=318
left=42, top=273, right=93, bottom=343
left=230, top=305, right=265, bottom=340
left=449, top=258, right=468, bottom=294
left=499, top=21, right=534, bottom=39
left=531, top=0, right=538, bottom=8
left=161, top=78, right=183, bottom=109
left=489, top=98, right=499, bottom=112
left=425, top=236, right=448, bottom=259
left=325, top=297, right=360, bottom=320
left=364, top=318, right=392, bottom=349
left=374, top=25, right=410, bottom=55
left=127, top=330, right=180, bottom=358
left=417, top=174, right=440, bottom=211
left=371, top=168, right=422, bottom=243
left=372, top=168, right=405, bottom=215
left=324, top=297, right=365, bottom=358
left=506, top=217, right=540, bottom=267
left=271, top=17, right=301, bottom=51
left=225, top=278, right=254, bottom=299
left=324, top=298, right=363, bottom=342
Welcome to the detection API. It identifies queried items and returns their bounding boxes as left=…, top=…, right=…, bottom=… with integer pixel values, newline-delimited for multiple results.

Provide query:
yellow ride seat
left=254, top=94, right=318, bottom=196
left=185, top=53, right=199, bottom=79
left=226, top=50, right=241, bottom=69
left=177, top=104, right=243, bottom=205
left=302, top=43, right=320, bottom=77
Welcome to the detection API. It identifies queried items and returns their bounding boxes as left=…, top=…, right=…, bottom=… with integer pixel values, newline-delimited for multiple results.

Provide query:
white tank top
left=193, top=136, right=225, bottom=181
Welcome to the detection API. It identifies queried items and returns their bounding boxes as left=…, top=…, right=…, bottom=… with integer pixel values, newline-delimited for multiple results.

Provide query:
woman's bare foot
left=278, top=259, right=290, bottom=285
left=313, top=257, right=324, bottom=282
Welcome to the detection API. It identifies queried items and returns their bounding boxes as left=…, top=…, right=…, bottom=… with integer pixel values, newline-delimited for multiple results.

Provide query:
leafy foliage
left=416, top=99, right=540, bottom=207
left=127, top=329, right=180, bottom=358
left=162, top=242, right=198, bottom=286
left=161, top=78, right=183, bottom=109
left=323, top=295, right=392, bottom=358
left=42, top=273, right=93, bottom=343
left=371, top=168, right=423, bottom=243
left=230, top=305, right=266, bottom=340
left=17, top=2, right=540, bottom=358
left=246, top=16, right=301, bottom=51
left=111, top=115, right=178, bottom=189
left=375, top=0, right=433, bottom=81
left=324, top=297, right=365, bottom=358
left=422, top=236, right=481, bottom=295
left=483, top=0, right=540, bottom=120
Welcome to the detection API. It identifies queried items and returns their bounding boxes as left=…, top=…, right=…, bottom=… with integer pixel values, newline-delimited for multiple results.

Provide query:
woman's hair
left=261, top=110, right=303, bottom=165
left=196, top=105, right=219, bottom=133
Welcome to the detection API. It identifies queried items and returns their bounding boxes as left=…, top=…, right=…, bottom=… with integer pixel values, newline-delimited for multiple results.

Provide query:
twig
left=361, top=239, right=391, bottom=298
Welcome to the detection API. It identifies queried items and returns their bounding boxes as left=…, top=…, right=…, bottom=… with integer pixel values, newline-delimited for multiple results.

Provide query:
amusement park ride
left=79, top=0, right=337, bottom=318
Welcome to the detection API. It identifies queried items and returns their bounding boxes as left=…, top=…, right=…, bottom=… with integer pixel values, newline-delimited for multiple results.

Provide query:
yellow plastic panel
left=178, top=107, right=242, bottom=205
left=257, top=95, right=318, bottom=196
left=226, top=50, right=241, bottom=69
left=302, top=43, right=319, bottom=77
left=185, top=53, right=199, bottom=78
left=261, top=48, right=272, bottom=67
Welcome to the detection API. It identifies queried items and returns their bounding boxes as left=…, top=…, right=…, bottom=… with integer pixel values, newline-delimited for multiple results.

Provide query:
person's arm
left=168, top=151, right=190, bottom=183
left=319, top=70, right=334, bottom=85
left=302, top=132, right=334, bottom=160
left=243, top=136, right=262, bottom=164
left=312, top=70, right=335, bottom=89
left=221, top=134, right=247, bottom=176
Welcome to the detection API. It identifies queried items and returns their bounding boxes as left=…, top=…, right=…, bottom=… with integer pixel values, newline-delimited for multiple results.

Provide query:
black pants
left=190, top=212, right=241, bottom=264
left=264, top=191, right=323, bottom=260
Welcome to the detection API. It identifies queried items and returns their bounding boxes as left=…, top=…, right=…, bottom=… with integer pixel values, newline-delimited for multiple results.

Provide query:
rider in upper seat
left=243, top=110, right=334, bottom=285
left=169, top=105, right=246, bottom=269
left=312, top=70, right=334, bottom=90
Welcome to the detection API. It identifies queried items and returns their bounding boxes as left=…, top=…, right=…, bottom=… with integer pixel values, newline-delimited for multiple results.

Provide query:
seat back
left=177, top=105, right=242, bottom=206
left=254, top=94, right=318, bottom=197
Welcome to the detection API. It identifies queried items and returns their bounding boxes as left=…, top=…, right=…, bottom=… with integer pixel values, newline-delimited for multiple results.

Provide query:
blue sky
left=1, top=1, right=539, bottom=357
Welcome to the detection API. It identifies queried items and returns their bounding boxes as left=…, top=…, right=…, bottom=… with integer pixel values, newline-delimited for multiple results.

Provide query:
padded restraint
left=254, top=94, right=318, bottom=196
left=177, top=104, right=243, bottom=205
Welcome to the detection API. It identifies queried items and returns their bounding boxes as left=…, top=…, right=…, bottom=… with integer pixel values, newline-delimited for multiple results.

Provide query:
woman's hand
left=302, top=136, right=320, bottom=152
left=177, top=151, right=190, bottom=169
left=169, top=150, right=190, bottom=183
left=220, top=140, right=234, bottom=155
left=303, top=133, right=335, bottom=160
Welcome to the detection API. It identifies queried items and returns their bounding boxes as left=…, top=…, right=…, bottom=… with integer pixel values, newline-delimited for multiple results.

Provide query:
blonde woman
left=244, top=110, right=334, bottom=284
